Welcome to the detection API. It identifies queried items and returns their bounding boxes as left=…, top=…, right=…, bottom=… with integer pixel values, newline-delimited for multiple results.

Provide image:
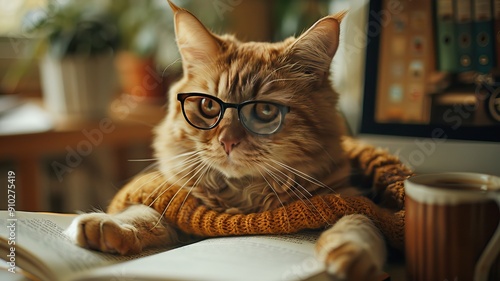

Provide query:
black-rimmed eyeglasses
left=177, top=93, right=290, bottom=135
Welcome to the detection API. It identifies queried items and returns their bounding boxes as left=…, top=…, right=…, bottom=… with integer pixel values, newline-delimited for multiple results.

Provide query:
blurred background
left=5, top=0, right=497, bottom=213
left=0, top=0, right=354, bottom=212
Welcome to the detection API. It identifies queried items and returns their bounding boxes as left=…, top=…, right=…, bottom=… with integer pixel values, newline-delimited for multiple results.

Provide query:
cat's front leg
left=64, top=205, right=179, bottom=255
left=316, top=214, right=386, bottom=281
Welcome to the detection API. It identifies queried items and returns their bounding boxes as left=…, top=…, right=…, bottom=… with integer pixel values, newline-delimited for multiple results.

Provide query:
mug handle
left=474, top=191, right=500, bottom=281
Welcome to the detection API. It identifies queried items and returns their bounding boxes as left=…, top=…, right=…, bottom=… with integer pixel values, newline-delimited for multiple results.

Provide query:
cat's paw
left=315, top=214, right=385, bottom=281
left=65, top=212, right=142, bottom=255
left=317, top=240, right=380, bottom=281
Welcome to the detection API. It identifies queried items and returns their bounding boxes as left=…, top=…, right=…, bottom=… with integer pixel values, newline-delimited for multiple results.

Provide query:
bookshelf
left=359, top=0, right=500, bottom=145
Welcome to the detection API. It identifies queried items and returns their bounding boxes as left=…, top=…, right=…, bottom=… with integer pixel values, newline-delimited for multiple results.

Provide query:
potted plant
left=25, top=0, right=119, bottom=121
left=108, top=0, right=176, bottom=104
left=78, top=0, right=182, bottom=124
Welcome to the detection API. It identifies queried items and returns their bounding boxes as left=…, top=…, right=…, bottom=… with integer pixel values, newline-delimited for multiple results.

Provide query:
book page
left=0, top=211, right=168, bottom=281
left=1, top=211, right=326, bottom=281
left=75, top=232, right=325, bottom=281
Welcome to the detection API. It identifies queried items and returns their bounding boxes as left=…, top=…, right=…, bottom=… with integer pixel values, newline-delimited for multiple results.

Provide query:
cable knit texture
left=108, top=137, right=412, bottom=251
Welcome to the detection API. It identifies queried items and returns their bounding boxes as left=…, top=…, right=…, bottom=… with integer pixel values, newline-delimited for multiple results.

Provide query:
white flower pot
left=40, top=54, right=117, bottom=121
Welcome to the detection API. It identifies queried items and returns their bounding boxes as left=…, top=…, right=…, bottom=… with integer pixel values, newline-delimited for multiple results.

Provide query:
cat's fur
left=65, top=2, right=386, bottom=280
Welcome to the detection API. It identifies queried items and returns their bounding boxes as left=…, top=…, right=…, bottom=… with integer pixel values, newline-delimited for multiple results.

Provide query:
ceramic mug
left=405, top=173, right=500, bottom=281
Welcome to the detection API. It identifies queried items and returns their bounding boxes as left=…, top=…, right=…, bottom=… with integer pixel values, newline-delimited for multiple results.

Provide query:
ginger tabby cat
left=65, top=2, right=386, bottom=280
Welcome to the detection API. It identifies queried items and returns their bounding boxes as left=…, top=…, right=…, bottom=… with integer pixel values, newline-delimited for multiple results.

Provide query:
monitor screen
left=360, top=0, right=500, bottom=142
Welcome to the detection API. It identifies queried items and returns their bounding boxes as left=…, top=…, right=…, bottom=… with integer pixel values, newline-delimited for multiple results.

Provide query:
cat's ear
left=168, top=0, right=220, bottom=72
left=288, top=12, right=345, bottom=77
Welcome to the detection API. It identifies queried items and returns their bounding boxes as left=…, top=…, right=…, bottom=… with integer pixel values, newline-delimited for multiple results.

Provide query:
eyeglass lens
left=181, top=95, right=285, bottom=135
left=182, top=95, right=222, bottom=129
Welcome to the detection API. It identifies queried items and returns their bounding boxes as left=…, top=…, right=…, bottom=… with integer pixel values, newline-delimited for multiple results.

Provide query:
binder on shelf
left=455, top=0, right=474, bottom=72
left=472, top=0, right=495, bottom=73
left=375, top=0, right=434, bottom=123
left=436, top=0, right=458, bottom=72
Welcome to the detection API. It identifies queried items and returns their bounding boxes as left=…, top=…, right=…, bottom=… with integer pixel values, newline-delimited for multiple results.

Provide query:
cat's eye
left=250, top=103, right=279, bottom=122
left=199, top=98, right=220, bottom=119
left=177, top=93, right=290, bottom=135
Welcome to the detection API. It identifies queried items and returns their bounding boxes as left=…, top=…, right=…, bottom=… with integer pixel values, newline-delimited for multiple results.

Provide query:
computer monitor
left=334, top=0, right=500, bottom=176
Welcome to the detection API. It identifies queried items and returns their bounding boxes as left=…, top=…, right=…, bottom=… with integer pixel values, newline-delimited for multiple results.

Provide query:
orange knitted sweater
left=108, top=137, right=412, bottom=251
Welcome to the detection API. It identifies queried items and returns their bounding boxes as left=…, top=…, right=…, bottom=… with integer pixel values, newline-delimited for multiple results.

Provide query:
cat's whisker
left=260, top=163, right=313, bottom=210
left=270, top=159, right=336, bottom=193
left=270, top=159, right=327, bottom=188
left=161, top=58, right=181, bottom=78
left=266, top=77, right=304, bottom=85
left=262, top=163, right=331, bottom=226
left=265, top=162, right=321, bottom=199
left=166, top=150, right=199, bottom=161
left=134, top=162, right=161, bottom=180
left=129, top=152, right=201, bottom=195
left=136, top=152, right=204, bottom=202
left=128, top=158, right=158, bottom=162
left=129, top=153, right=198, bottom=196
left=145, top=156, right=205, bottom=203
left=255, top=164, right=291, bottom=231
left=151, top=183, right=184, bottom=228
left=153, top=158, right=212, bottom=227
left=262, top=164, right=302, bottom=208
left=151, top=158, right=209, bottom=229
left=262, top=162, right=334, bottom=225
left=166, top=151, right=201, bottom=172
left=151, top=153, right=208, bottom=207
left=262, top=164, right=313, bottom=204
left=128, top=169, right=169, bottom=199
left=262, top=63, right=295, bottom=84
left=174, top=49, right=215, bottom=78
left=127, top=170, right=163, bottom=195
left=148, top=169, right=200, bottom=231
left=177, top=159, right=214, bottom=213
left=160, top=151, right=200, bottom=168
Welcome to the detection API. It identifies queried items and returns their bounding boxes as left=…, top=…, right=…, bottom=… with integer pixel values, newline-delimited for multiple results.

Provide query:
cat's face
left=155, top=3, right=345, bottom=182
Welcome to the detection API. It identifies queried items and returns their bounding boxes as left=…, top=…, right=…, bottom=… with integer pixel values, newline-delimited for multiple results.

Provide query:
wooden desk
left=0, top=100, right=165, bottom=211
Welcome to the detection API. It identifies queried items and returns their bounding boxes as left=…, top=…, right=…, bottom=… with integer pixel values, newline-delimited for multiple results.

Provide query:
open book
left=0, top=211, right=335, bottom=281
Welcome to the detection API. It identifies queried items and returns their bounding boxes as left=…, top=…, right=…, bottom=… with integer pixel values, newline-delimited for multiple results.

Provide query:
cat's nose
left=218, top=124, right=244, bottom=155
left=220, top=138, right=240, bottom=155
left=218, top=113, right=245, bottom=155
